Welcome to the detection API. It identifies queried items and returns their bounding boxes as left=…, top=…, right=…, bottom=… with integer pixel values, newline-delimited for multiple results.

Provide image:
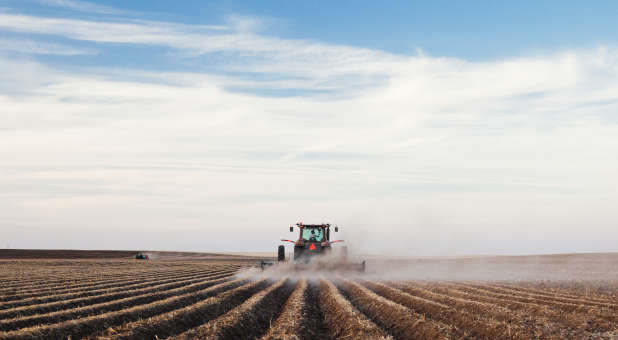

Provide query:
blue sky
left=3, top=1, right=618, bottom=66
left=1, top=1, right=617, bottom=255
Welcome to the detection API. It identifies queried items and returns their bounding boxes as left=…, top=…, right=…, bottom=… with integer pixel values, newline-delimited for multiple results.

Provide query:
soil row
left=0, top=270, right=235, bottom=324
left=489, top=283, right=617, bottom=303
left=172, top=278, right=295, bottom=340
left=365, top=280, right=533, bottom=340
left=0, top=274, right=237, bottom=332
left=0, top=266, right=238, bottom=301
left=452, top=283, right=618, bottom=324
left=0, top=266, right=219, bottom=295
left=390, top=281, right=561, bottom=338
left=260, top=279, right=310, bottom=340
left=424, top=282, right=615, bottom=335
left=91, top=279, right=274, bottom=340
left=507, top=281, right=618, bottom=301
left=0, top=278, right=249, bottom=339
left=260, top=279, right=334, bottom=340
left=336, top=279, right=452, bottom=340
left=0, top=268, right=235, bottom=311
left=320, top=279, right=391, bottom=340
left=467, top=283, right=618, bottom=309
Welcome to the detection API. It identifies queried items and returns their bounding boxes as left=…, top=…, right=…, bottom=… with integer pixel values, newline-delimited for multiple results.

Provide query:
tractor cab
left=301, top=225, right=325, bottom=242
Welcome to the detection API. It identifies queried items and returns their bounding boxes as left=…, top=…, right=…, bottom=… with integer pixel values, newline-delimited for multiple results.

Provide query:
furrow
left=0, top=271, right=235, bottom=324
left=0, top=268, right=197, bottom=296
left=94, top=279, right=272, bottom=340
left=477, top=283, right=618, bottom=309
left=172, top=278, right=295, bottom=340
left=337, top=279, right=451, bottom=340
left=0, top=264, right=241, bottom=296
left=454, top=283, right=618, bottom=319
left=1, top=267, right=235, bottom=306
left=318, top=279, right=391, bottom=340
left=0, top=265, right=238, bottom=295
left=0, top=268, right=235, bottom=311
left=0, top=268, right=212, bottom=301
left=426, top=282, right=615, bottom=335
left=0, top=278, right=235, bottom=331
left=260, top=279, right=317, bottom=340
left=390, top=281, right=560, bottom=338
left=364, top=280, right=532, bottom=340
left=491, top=283, right=618, bottom=303
left=0, top=274, right=141, bottom=292
left=0, top=277, right=244, bottom=338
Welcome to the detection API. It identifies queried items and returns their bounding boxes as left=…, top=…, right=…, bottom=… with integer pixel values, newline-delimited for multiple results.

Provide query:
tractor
left=260, top=222, right=365, bottom=272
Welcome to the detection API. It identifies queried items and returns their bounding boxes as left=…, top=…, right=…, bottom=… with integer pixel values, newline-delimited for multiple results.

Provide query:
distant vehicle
left=135, top=252, right=149, bottom=260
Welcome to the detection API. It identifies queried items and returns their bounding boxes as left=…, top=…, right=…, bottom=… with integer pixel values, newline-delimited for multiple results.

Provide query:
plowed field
left=1, top=251, right=617, bottom=339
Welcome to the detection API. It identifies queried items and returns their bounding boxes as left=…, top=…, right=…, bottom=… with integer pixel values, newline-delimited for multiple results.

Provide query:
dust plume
left=238, top=252, right=618, bottom=283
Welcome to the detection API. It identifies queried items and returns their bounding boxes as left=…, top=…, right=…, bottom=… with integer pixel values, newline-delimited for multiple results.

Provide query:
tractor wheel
left=277, top=245, right=285, bottom=262
left=293, top=246, right=303, bottom=261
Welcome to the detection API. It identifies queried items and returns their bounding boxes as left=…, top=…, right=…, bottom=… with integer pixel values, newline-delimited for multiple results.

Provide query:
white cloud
left=224, top=14, right=268, bottom=33
left=35, top=0, right=123, bottom=14
left=0, top=12, right=396, bottom=84
left=0, top=13, right=230, bottom=50
left=0, top=12, right=617, bottom=254
left=0, top=37, right=97, bottom=55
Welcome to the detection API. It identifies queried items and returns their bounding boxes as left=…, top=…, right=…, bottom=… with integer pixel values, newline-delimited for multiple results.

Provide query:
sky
left=1, top=1, right=617, bottom=255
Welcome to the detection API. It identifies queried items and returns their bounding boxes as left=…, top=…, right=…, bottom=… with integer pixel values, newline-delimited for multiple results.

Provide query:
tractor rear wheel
left=293, top=246, right=303, bottom=261
left=277, top=245, right=285, bottom=262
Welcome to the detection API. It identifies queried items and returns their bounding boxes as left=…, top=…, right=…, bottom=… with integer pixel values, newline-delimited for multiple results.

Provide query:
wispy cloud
left=224, top=14, right=268, bottom=33
left=35, top=0, right=123, bottom=15
left=0, top=12, right=394, bottom=80
left=0, top=36, right=97, bottom=55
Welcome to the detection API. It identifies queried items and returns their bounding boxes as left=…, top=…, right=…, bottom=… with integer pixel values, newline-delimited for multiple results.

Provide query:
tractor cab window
left=301, top=227, right=324, bottom=242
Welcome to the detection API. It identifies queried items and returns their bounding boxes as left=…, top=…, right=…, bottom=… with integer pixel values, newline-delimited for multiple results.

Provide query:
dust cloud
left=238, top=252, right=618, bottom=283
